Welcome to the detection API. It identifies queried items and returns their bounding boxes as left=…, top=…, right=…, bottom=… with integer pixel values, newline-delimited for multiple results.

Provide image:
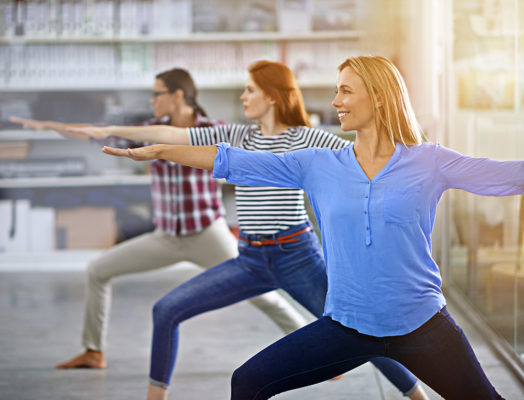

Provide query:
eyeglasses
left=151, top=91, right=171, bottom=98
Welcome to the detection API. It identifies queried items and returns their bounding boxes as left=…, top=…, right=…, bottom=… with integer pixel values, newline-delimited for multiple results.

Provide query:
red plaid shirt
left=99, top=114, right=225, bottom=236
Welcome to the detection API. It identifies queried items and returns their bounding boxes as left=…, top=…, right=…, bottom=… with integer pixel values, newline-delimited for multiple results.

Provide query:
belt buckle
left=251, top=240, right=263, bottom=246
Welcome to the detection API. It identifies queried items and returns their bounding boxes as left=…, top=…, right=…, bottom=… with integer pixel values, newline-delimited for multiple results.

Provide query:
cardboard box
left=0, top=141, right=29, bottom=160
left=56, top=207, right=117, bottom=249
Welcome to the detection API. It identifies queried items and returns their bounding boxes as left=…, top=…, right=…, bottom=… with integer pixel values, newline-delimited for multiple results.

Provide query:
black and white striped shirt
left=189, top=124, right=350, bottom=234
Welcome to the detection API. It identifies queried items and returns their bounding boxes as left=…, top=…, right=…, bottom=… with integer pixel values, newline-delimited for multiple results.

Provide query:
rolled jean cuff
left=404, top=381, right=420, bottom=397
left=149, top=377, right=169, bottom=389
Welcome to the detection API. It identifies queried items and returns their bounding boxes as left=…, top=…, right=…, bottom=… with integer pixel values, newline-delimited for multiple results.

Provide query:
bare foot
left=409, top=385, right=430, bottom=400
left=147, top=383, right=168, bottom=400
left=55, top=349, right=106, bottom=369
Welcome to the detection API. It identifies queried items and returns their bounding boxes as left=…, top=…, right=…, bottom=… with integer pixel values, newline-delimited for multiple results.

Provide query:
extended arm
left=10, top=115, right=190, bottom=144
left=102, top=142, right=307, bottom=189
left=9, top=116, right=92, bottom=140
left=102, top=144, right=216, bottom=170
left=66, top=124, right=190, bottom=144
left=437, top=145, right=524, bottom=196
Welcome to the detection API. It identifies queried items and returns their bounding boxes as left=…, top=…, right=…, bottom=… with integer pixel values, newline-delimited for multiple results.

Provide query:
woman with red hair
left=81, top=60, right=427, bottom=400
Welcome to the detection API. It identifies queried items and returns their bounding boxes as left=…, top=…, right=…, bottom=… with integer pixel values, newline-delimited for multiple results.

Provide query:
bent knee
left=152, top=297, right=182, bottom=327
left=86, top=260, right=111, bottom=284
left=231, top=364, right=262, bottom=400
left=231, top=366, right=249, bottom=399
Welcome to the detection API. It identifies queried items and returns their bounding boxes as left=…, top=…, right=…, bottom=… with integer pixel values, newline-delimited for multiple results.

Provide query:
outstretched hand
left=104, top=144, right=216, bottom=170
left=102, top=145, right=159, bottom=161
left=9, top=116, right=47, bottom=130
left=10, top=115, right=93, bottom=140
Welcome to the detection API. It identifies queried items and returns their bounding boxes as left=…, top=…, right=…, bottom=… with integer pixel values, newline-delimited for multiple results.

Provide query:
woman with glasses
left=9, top=68, right=307, bottom=371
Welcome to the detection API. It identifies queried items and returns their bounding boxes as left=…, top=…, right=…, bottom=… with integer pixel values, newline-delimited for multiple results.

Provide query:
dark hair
left=155, top=68, right=208, bottom=117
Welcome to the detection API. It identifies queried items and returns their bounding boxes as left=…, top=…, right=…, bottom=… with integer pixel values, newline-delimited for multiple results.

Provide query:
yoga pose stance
left=10, top=68, right=307, bottom=370
left=100, top=60, right=428, bottom=400
left=104, top=56, right=523, bottom=399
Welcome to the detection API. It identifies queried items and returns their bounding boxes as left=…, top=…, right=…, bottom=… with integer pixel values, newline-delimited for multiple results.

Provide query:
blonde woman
left=96, top=60, right=426, bottom=400
left=104, top=56, right=522, bottom=399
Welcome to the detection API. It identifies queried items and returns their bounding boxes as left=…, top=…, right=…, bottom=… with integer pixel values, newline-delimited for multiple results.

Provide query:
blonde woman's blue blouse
left=212, top=142, right=524, bottom=337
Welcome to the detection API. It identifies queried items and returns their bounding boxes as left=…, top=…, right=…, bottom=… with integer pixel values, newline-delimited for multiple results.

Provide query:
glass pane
left=449, top=0, right=524, bottom=360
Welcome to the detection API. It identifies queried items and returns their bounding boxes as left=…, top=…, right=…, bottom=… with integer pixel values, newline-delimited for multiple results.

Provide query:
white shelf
left=0, top=130, right=64, bottom=141
left=0, top=174, right=152, bottom=188
left=0, top=251, right=199, bottom=271
left=0, top=78, right=336, bottom=92
left=1, top=82, right=244, bottom=92
left=0, top=30, right=362, bottom=44
left=0, top=250, right=101, bottom=271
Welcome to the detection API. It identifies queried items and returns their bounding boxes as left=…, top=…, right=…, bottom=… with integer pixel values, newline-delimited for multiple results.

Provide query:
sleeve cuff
left=212, top=142, right=231, bottom=179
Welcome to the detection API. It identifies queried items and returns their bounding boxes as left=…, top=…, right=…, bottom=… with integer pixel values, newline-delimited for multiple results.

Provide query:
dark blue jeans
left=231, top=307, right=504, bottom=400
left=149, top=222, right=417, bottom=394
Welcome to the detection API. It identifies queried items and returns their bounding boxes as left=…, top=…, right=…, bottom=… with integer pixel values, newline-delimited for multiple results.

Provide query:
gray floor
left=1, top=265, right=523, bottom=400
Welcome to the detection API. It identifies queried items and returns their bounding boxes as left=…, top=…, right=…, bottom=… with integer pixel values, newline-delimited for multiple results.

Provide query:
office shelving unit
left=0, top=0, right=370, bottom=265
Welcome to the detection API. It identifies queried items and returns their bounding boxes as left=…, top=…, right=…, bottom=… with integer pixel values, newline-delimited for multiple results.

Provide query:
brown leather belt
left=239, top=225, right=312, bottom=247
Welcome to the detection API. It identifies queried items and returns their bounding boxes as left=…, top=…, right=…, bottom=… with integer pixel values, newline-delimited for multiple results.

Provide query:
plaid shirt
left=98, top=114, right=225, bottom=236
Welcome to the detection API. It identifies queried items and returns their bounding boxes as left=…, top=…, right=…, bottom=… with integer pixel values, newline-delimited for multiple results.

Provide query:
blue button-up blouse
left=213, top=142, right=524, bottom=336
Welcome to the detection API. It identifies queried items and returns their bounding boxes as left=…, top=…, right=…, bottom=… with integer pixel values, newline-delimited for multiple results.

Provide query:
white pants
left=82, top=217, right=306, bottom=350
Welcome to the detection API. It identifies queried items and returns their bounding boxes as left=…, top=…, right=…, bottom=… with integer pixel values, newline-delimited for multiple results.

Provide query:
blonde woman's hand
left=102, top=145, right=160, bottom=161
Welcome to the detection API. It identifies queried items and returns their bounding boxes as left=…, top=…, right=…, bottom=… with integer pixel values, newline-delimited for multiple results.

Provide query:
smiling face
left=240, top=74, right=274, bottom=121
left=332, top=67, right=376, bottom=133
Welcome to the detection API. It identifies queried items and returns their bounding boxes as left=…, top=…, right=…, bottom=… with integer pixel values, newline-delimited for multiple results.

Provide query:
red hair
left=248, top=60, right=310, bottom=127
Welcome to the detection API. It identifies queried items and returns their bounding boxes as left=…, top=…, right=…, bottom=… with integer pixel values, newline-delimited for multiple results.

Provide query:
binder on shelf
left=0, top=1, right=10, bottom=37
left=119, top=0, right=140, bottom=37
left=137, top=0, right=153, bottom=36
left=152, top=0, right=191, bottom=36
left=14, top=0, right=27, bottom=36
left=277, top=0, right=313, bottom=33
left=25, top=0, right=49, bottom=37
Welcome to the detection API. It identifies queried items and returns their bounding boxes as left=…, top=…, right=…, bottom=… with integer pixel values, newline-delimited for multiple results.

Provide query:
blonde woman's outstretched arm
left=102, top=144, right=216, bottom=170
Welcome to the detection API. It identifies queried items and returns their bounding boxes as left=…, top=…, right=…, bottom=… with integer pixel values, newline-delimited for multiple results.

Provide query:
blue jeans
left=231, top=308, right=504, bottom=400
left=149, top=222, right=417, bottom=394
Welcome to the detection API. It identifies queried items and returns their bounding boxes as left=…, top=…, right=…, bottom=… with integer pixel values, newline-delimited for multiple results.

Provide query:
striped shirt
left=189, top=124, right=350, bottom=234
left=98, top=114, right=225, bottom=236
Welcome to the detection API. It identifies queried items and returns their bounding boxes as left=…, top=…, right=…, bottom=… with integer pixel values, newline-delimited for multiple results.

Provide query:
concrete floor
left=1, top=264, right=523, bottom=400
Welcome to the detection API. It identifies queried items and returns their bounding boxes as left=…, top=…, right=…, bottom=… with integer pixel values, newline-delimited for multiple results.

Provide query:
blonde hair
left=338, top=56, right=422, bottom=146
left=248, top=60, right=310, bottom=127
